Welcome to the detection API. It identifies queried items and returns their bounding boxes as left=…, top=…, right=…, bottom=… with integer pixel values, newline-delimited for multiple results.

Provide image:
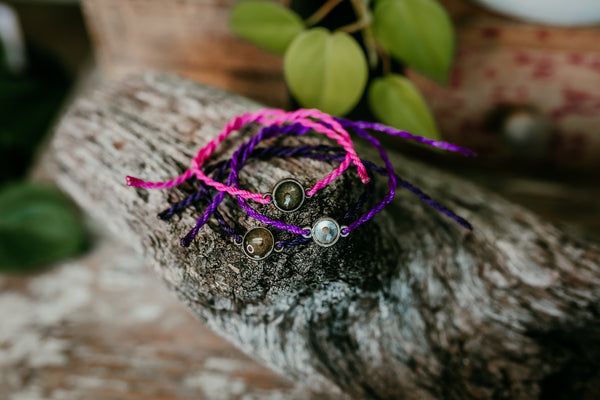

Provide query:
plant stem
left=305, top=0, right=345, bottom=26
left=348, top=0, right=379, bottom=69
left=338, top=19, right=368, bottom=33
left=378, top=47, right=391, bottom=76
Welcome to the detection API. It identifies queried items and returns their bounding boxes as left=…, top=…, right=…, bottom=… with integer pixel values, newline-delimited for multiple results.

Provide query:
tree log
left=0, top=230, right=333, bottom=400
left=44, top=72, right=600, bottom=399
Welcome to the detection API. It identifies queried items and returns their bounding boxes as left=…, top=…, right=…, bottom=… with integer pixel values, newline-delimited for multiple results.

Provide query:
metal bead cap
left=242, top=227, right=274, bottom=260
left=311, top=217, right=341, bottom=247
left=272, top=178, right=305, bottom=212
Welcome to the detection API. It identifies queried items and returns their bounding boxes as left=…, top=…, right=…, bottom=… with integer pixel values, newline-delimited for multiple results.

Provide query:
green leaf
left=372, top=0, right=455, bottom=83
left=0, top=183, right=87, bottom=272
left=284, top=27, right=368, bottom=116
left=229, top=1, right=305, bottom=56
left=368, top=74, right=440, bottom=140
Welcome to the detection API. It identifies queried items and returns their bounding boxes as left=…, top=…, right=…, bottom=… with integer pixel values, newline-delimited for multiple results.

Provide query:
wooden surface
left=0, top=228, right=332, bottom=400
left=82, top=0, right=288, bottom=108
left=34, top=72, right=600, bottom=399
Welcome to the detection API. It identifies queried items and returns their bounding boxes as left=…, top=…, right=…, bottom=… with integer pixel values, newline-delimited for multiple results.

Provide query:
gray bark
left=45, top=72, right=600, bottom=399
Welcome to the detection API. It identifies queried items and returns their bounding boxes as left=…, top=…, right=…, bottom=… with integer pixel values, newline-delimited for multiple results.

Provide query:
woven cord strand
left=127, top=109, right=371, bottom=203
left=179, top=123, right=318, bottom=245
left=169, top=142, right=472, bottom=247
left=158, top=161, right=244, bottom=243
left=138, top=111, right=476, bottom=246
left=339, top=118, right=477, bottom=157
left=191, top=110, right=370, bottom=201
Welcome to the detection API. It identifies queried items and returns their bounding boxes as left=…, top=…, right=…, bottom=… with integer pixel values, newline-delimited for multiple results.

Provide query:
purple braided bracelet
left=160, top=117, right=474, bottom=258
left=179, top=122, right=319, bottom=247
left=160, top=142, right=473, bottom=258
left=161, top=144, right=379, bottom=249
left=160, top=143, right=472, bottom=235
left=229, top=118, right=476, bottom=247
left=197, top=118, right=397, bottom=254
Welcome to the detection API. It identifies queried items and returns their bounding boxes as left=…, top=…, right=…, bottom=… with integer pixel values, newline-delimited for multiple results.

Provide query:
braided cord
left=337, top=119, right=474, bottom=230
left=191, top=110, right=370, bottom=201
left=179, top=123, right=317, bottom=245
left=128, top=109, right=476, bottom=248
left=168, top=141, right=472, bottom=247
left=290, top=109, right=370, bottom=186
left=126, top=109, right=371, bottom=203
left=339, top=118, right=477, bottom=157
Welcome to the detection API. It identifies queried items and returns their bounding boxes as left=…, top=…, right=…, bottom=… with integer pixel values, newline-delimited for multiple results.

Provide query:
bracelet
left=129, top=109, right=476, bottom=260
left=226, top=119, right=398, bottom=254
left=160, top=143, right=472, bottom=260
left=158, top=144, right=374, bottom=249
left=176, top=117, right=401, bottom=248
left=161, top=131, right=472, bottom=260
left=225, top=117, right=475, bottom=255
left=126, top=109, right=371, bottom=204
left=164, top=143, right=382, bottom=259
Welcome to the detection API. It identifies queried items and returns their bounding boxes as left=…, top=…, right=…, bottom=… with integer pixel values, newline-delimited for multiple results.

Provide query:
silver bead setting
left=310, top=217, right=342, bottom=247
left=271, top=178, right=306, bottom=213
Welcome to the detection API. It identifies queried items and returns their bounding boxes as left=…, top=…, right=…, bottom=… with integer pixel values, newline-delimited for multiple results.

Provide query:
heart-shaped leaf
left=229, top=1, right=305, bottom=56
left=372, top=0, right=455, bottom=83
left=284, top=27, right=368, bottom=116
left=0, top=183, right=87, bottom=272
left=368, top=74, right=440, bottom=140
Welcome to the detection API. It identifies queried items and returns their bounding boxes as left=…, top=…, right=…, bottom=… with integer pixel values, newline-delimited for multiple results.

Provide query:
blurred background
left=0, top=1, right=599, bottom=398
left=0, top=0, right=89, bottom=273
left=1, top=0, right=599, bottom=261
left=2, top=0, right=599, bottom=276
left=0, top=0, right=600, bottom=278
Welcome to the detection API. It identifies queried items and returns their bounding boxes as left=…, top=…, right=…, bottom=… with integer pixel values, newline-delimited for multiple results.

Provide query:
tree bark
left=0, top=230, right=332, bottom=400
left=44, top=72, right=600, bottom=399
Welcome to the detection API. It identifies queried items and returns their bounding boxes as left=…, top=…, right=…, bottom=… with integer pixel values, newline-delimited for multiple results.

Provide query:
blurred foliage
left=0, top=41, right=69, bottom=182
left=372, top=0, right=454, bottom=84
left=369, top=74, right=440, bottom=140
left=0, top=182, right=87, bottom=273
left=284, top=27, right=367, bottom=116
left=0, top=33, right=87, bottom=273
left=230, top=0, right=454, bottom=140
left=230, top=1, right=305, bottom=55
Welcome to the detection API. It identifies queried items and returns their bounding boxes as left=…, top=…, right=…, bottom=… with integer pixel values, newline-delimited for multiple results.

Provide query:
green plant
left=0, top=183, right=87, bottom=273
left=0, top=13, right=87, bottom=273
left=230, top=0, right=455, bottom=140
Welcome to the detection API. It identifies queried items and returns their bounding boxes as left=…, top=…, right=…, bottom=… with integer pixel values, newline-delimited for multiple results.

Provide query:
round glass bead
left=272, top=178, right=305, bottom=212
left=242, top=227, right=274, bottom=260
left=311, top=217, right=341, bottom=247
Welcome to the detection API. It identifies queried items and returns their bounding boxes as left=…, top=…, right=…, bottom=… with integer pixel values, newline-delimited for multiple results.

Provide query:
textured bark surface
left=43, top=72, right=600, bottom=399
left=0, top=230, right=335, bottom=400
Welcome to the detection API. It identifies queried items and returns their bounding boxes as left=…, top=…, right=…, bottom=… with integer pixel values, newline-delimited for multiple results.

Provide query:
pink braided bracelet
left=126, top=109, right=370, bottom=204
